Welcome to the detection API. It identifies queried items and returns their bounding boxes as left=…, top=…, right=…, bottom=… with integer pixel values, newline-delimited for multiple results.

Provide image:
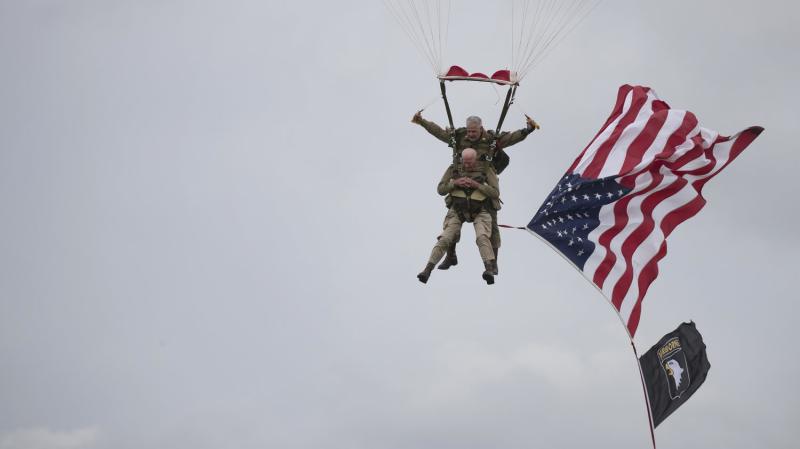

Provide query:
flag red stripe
left=616, top=113, right=701, bottom=187
left=692, top=127, right=763, bottom=191
left=655, top=113, right=700, bottom=164
left=592, top=198, right=632, bottom=290
left=627, top=241, right=667, bottom=336
left=613, top=124, right=759, bottom=337
left=598, top=128, right=759, bottom=334
left=593, top=171, right=663, bottom=293
left=611, top=177, right=687, bottom=310
left=612, top=134, right=724, bottom=325
left=617, top=109, right=669, bottom=175
left=567, top=84, right=635, bottom=173
left=582, top=86, right=651, bottom=179
left=669, top=134, right=709, bottom=172
left=591, top=110, right=703, bottom=293
left=534, top=85, right=762, bottom=338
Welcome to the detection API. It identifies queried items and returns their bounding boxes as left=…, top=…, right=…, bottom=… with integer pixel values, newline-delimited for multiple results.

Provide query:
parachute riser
left=488, top=84, right=517, bottom=161
left=495, top=84, right=517, bottom=134
left=440, top=80, right=460, bottom=165
left=439, top=81, right=455, bottom=134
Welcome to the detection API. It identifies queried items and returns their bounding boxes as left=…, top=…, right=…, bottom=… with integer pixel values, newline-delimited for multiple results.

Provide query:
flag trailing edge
left=527, top=85, right=763, bottom=338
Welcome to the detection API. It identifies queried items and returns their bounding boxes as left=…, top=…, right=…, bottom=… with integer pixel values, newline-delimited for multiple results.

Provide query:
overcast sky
left=1, top=1, right=798, bottom=448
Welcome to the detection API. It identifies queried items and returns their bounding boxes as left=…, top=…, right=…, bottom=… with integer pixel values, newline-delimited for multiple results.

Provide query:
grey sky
left=1, top=1, right=798, bottom=448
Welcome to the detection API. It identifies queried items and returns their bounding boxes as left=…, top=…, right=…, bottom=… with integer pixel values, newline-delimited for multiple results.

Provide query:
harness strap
left=440, top=80, right=455, bottom=131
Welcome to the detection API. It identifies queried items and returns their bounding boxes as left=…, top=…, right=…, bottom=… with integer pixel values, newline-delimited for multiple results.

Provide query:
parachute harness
left=439, top=79, right=518, bottom=171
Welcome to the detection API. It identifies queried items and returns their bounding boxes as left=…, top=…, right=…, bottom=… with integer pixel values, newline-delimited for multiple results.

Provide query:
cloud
left=0, top=428, right=99, bottom=449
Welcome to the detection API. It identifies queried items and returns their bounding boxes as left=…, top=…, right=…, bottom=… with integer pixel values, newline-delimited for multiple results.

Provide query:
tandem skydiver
left=418, top=148, right=500, bottom=285
left=412, top=111, right=539, bottom=277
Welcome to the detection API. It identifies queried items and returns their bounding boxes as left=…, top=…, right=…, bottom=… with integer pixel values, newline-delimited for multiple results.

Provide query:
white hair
left=465, top=116, right=482, bottom=127
left=461, top=148, right=477, bottom=159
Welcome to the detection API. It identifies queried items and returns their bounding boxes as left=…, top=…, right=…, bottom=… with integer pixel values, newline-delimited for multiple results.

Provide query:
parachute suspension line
left=490, top=83, right=502, bottom=106
left=523, top=0, right=602, bottom=75
left=511, top=0, right=520, bottom=69
left=404, top=0, right=439, bottom=73
left=511, top=98, right=534, bottom=125
left=511, top=0, right=601, bottom=82
left=387, top=1, right=599, bottom=81
left=516, top=0, right=562, bottom=77
left=442, top=0, right=451, bottom=72
left=418, top=94, right=441, bottom=113
left=520, top=0, right=601, bottom=79
left=384, top=0, right=451, bottom=75
left=409, top=0, right=437, bottom=71
left=515, top=0, right=570, bottom=79
left=512, top=0, right=543, bottom=75
left=385, top=1, right=437, bottom=72
left=513, top=0, right=546, bottom=80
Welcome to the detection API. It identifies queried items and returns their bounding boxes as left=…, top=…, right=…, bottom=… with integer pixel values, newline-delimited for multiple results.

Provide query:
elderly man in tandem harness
left=413, top=112, right=539, bottom=278
left=417, top=148, right=501, bottom=285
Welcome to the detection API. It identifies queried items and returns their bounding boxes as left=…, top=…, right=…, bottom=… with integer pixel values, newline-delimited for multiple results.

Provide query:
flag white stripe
left=531, top=85, right=761, bottom=337
left=616, top=173, right=700, bottom=322
left=583, top=164, right=659, bottom=283
left=573, top=89, right=636, bottom=174
left=617, top=133, right=738, bottom=322
left=596, top=94, right=660, bottom=178
left=599, top=171, right=654, bottom=301
left=625, top=110, right=689, bottom=175
left=662, top=122, right=703, bottom=164
left=582, top=203, right=614, bottom=280
left=590, top=127, right=737, bottom=322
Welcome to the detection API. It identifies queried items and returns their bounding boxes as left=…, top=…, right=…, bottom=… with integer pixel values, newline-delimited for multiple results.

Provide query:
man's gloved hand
left=525, top=114, right=540, bottom=130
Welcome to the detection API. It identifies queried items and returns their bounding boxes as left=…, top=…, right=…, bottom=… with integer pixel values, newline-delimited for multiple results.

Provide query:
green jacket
left=438, top=165, right=501, bottom=212
left=418, top=118, right=533, bottom=172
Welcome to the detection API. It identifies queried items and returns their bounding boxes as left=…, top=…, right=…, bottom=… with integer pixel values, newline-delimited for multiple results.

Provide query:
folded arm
left=476, top=171, right=500, bottom=199
left=437, top=165, right=455, bottom=196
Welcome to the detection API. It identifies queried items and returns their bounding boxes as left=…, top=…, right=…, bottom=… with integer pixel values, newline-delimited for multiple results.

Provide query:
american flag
left=528, top=85, right=762, bottom=337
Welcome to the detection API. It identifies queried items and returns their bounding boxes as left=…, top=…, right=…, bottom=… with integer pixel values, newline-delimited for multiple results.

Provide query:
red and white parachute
left=385, top=0, right=601, bottom=84
left=385, top=0, right=601, bottom=129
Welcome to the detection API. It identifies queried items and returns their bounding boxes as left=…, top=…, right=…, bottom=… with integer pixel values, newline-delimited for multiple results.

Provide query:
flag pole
left=630, top=339, right=658, bottom=449
left=526, top=228, right=657, bottom=448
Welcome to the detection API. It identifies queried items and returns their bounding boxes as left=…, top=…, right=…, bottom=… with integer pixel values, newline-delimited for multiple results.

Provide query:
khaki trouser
left=450, top=209, right=500, bottom=248
left=428, top=209, right=495, bottom=264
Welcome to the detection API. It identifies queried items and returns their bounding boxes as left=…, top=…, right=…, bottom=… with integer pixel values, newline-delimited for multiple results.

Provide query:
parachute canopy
left=438, top=66, right=514, bottom=85
left=385, top=0, right=602, bottom=83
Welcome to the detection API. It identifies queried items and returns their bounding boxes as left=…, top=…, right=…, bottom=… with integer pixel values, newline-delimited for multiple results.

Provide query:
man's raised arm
left=412, top=111, right=451, bottom=144
left=497, top=114, right=540, bottom=148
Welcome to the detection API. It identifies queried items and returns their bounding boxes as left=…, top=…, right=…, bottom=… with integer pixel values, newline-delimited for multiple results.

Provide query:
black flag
left=639, top=321, right=711, bottom=428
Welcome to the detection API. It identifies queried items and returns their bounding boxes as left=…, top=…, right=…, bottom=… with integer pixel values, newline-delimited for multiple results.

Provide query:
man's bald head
left=462, top=148, right=477, bottom=170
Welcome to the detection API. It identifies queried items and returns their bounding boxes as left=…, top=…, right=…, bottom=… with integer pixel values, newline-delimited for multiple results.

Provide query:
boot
left=437, top=242, right=458, bottom=270
left=492, top=247, right=499, bottom=275
left=482, top=260, right=495, bottom=285
left=417, top=263, right=435, bottom=284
